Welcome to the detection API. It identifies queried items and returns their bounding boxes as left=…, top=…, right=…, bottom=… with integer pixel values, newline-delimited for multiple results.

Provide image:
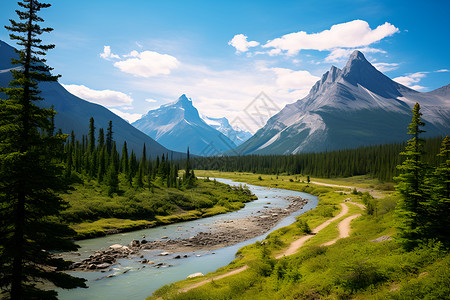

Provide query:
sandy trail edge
left=179, top=265, right=249, bottom=293
left=321, top=214, right=362, bottom=246
left=276, top=202, right=348, bottom=258
left=171, top=201, right=365, bottom=296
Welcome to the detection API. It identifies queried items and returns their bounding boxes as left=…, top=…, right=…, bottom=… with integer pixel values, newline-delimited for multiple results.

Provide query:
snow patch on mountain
left=132, top=95, right=238, bottom=155
left=231, top=50, right=450, bottom=155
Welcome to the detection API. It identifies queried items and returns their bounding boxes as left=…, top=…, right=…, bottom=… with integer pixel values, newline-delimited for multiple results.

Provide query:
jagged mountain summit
left=200, top=114, right=252, bottom=146
left=232, top=50, right=450, bottom=155
left=132, top=95, right=237, bottom=155
left=0, top=40, right=180, bottom=158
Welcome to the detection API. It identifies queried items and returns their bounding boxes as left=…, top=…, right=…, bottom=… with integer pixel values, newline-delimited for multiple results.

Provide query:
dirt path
left=347, top=201, right=366, bottom=210
left=180, top=265, right=248, bottom=293
left=310, top=181, right=383, bottom=198
left=321, top=214, right=362, bottom=246
left=175, top=201, right=364, bottom=296
left=275, top=203, right=348, bottom=258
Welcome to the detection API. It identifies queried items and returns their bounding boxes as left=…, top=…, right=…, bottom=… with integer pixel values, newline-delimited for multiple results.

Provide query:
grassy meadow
left=150, top=171, right=449, bottom=300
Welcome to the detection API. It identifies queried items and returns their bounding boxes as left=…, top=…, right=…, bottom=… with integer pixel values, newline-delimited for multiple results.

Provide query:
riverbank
left=150, top=174, right=449, bottom=300
left=70, top=195, right=309, bottom=271
left=62, top=178, right=257, bottom=240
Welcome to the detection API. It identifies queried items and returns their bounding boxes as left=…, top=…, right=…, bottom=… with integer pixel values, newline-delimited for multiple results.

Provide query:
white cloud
left=109, top=108, right=142, bottom=123
left=263, top=20, right=399, bottom=56
left=325, top=47, right=386, bottom=63
left=393, top=72, right=427, bottom=90
left=113, top=50, right=180, bottom=77
left=62, top=84, right=133, bottom=107
left=373, top=62, right=400, bottom=72
left=100, top=46, right=120, bottom=60
left=228, top=34, right=260, bottom=53
left=145, top=98, right=158, bottom=103
left=436, top=69, right=449, bottom=73
left=270, top=67, right=320, bottom=90
left=129, top=62, right=320, bottom=132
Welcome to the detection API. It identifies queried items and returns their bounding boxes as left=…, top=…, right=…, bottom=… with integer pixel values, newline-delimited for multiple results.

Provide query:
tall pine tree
left=430, top=136, right=450, bottom=246
left=394, top=103, right=430, bottom=250
left=0, top=1, right=86, bottom=298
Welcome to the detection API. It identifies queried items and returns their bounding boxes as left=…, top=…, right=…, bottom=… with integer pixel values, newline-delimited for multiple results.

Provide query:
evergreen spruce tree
left=430, top=136, right=450, bottom=246
left=394, top=103, right=430, bottom=250
left=0, top=1, right=86, bottom=298
left=97, top=145, right=107, bottom=183
left=106, top=120, right=113, bottom=155
left=88, top=117, right=95, bottom=153
left=106, top=157, right=119, bottom=197
left=120, top=141, right=129, bottom=174
left=97, top=127, right=105, bottom=150
left=141, top=143, right=147, bottom=175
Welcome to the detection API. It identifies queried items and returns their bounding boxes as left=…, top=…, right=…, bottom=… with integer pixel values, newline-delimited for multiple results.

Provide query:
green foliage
left=393, top=104, right=449, bottom=249
left=296, top=219, right=311, bottom=234
left=0, top=1, right=86, bottom=298
left=61, top=178, right=255, bottom=238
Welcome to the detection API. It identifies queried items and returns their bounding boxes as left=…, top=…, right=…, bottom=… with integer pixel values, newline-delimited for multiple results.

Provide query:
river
left=58, top=178, right=318, bottom=300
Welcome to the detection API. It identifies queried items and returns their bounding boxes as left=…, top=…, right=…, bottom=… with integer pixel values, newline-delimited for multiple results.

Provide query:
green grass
left=197, top=171, right=395, bottom=195
left=61, top=175, right=256, bottom=239
left=71, top=218, right=156, bottom=240
left=150, top=173, right=449, bottom=300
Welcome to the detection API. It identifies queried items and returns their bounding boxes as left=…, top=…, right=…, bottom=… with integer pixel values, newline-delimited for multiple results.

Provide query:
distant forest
left=191, top=137, right=444, bottom=182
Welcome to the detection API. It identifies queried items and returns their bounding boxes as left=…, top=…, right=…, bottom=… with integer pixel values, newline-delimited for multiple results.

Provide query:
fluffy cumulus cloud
left=228, top=34, right=260, bottom=53
left=113, top=50, right=180, bottom=77
left=108, top=109, right=142, bottom=123
left=263, top=20, right=399, bottom=56
left=129, top=62, right=320, bottom=132
left=325, top=47, right=386, bottom=63
left=270, top=67, right=320, bottom=91
left=393, top=72, right=427, bottom=90
left=373, top=62, right=400, bottom=72
left=100, top=46, right=120, bottom=60
left=145, top=98, right=158, bottom=103
left=62, top=84, right=133, bottom=107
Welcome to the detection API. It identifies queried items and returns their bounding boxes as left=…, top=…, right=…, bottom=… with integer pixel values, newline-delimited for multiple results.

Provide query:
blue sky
left=1, top=0, right=449, bottom=131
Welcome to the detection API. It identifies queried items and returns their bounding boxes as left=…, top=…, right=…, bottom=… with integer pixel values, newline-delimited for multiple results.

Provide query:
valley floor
left=150, top=171, right=449, bottom=300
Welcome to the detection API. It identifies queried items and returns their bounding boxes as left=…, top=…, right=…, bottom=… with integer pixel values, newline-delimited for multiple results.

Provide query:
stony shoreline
left=70, top=196, right=309, bottom=271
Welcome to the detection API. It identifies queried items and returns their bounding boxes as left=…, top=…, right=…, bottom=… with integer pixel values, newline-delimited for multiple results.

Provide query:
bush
left=296, top=220, right=311, bottom=234
left=339, top=260, right=386, bottom=293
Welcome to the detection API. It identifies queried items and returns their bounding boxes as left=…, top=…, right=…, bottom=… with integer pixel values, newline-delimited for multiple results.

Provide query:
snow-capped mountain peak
left=231, top=51, right=450, bottom=156
left=132, top=95, right=238, bottom=155
left=200, top=114, right=252, bottom=146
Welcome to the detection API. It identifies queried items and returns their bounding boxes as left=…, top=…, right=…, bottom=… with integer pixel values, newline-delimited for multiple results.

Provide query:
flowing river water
left=58, top=178, right=318, bottom=300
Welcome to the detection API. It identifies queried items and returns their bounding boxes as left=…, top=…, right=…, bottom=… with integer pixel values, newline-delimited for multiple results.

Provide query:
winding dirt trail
left=276, top=203, right=349, bottom=258
left=174, top=201, right=366, bottom=296
left=180, top=265, right=248, bottom=293
left=321, top=213, right=362, bottom=246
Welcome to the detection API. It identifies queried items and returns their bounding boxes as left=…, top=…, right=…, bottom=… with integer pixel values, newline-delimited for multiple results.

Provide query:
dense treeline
left=191, top=137, right=444, bottom=182
left=63, top=117, right=195, bottom=196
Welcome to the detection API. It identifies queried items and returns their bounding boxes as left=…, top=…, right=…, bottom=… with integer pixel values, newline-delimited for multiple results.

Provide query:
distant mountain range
left=132, top=95, right=251, bottom=155
left=0, top=40, right=181, bottom=158
left=232, top=51, right=450, bottom=155
left=199, top=114, right=252, bottom=146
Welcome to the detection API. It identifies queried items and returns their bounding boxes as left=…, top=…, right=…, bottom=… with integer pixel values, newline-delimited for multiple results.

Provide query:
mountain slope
left=0, top=40, right=180, bottom=158
left=200, top=114, right=252, bottom=146
left=132, top=95, right=237, bottom=155
left=232, top=51, right=450, bottom=155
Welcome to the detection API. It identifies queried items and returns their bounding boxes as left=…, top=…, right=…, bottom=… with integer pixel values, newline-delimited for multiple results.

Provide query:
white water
left=58, top=178, right=318, bottom=299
